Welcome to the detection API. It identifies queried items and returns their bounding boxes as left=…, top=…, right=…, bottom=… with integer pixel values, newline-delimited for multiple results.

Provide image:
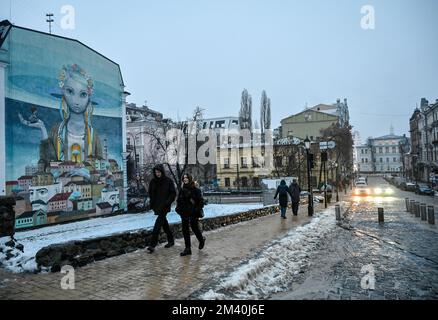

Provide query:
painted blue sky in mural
left=6, top=99, right=123, bottom=181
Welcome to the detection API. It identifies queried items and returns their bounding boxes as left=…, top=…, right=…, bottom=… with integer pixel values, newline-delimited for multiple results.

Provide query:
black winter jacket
left=289, top=183, right=302, bottom=203
left=176, top=185, right=204, bottom=218
left=274, top=183, right=293, bottom=208
left=148, top=165, right=176, bottom=215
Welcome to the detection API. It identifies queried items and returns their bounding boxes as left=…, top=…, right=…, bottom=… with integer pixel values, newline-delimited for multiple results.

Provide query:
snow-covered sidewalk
left=0, top=204, right=263, bottom=273
left=198, top=205, right=341, bottom=300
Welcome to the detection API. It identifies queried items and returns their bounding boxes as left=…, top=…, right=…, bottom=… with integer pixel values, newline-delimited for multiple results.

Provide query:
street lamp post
left=335, top=163, right=339, bottom=202
left=304, top=136, right=314, bottom=217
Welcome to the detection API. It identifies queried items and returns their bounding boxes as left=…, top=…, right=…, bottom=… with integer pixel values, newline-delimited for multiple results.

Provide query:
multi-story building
left=409, top=98, right=438, bottom=182
left=126, top=103, right=169, bottom=185
left=356, top=129, right=410, bottom=174
left=280, top=99, right=350, bottom=141
left=17, top=176, right=33, bottom=192
left=63, top=181, right=92, bottom=200
left=47, top=192, right=73, bottom=213
left=216, top=138, right=273, bottom=190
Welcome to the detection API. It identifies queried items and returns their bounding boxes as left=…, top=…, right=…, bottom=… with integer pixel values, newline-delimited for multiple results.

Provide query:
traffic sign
left=320, top=141, right=336, bottom=150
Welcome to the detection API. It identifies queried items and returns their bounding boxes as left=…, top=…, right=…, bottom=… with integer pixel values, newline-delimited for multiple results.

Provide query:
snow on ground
left=198, top=205, right=341, bottom=300
left=0, top=203, right=263, bottom=274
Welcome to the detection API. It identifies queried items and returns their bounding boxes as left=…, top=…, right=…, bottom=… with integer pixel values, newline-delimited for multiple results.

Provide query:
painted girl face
left=183, top=175, right=190, bottom=184
left=62, top=76, right=91, bottom=114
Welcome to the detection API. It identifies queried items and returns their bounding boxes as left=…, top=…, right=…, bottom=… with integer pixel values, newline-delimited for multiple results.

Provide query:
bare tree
left=240, top=89, right=252, bottom=131
left=142, top=107, right=205, bottom=191
left=266, top=98, right=271, bottom=130
left=260, top=90, right=268, bottom=134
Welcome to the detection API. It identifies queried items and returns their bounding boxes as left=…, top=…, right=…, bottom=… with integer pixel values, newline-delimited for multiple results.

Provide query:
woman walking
left=176, top=174, right=206, bottom=256
left=274, top=180, right=293, bottom=219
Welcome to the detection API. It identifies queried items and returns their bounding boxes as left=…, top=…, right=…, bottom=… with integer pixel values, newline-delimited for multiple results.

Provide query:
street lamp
left=304, top=136, right=314, bottom=217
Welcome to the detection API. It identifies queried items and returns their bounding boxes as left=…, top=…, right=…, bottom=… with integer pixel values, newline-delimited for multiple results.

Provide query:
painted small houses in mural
left=0, top=20, right=128, bottom=230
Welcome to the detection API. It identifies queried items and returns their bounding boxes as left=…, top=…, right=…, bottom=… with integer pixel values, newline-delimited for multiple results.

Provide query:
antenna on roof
left=46, top=13, right=54, bottom=34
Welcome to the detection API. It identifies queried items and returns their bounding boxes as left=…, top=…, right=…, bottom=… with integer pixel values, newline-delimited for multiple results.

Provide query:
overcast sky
left=1, top=0, right=437, bottom=141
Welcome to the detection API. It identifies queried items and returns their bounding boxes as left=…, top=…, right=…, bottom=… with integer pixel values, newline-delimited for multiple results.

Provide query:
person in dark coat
left=175, top=174, right=206, bottom=256
left=274, top=180, right=293, bottom=219
left=289, top=179, right=302, bottom=216
left=147, top=164, right=177, bottom=254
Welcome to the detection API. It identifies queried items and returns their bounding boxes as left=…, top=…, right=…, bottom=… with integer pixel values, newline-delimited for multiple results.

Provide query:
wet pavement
left=1, top=177, right=437, bottom=300
left=0, top=201, right=326, bottom=300
left=272, top=177, right=438, bottom=300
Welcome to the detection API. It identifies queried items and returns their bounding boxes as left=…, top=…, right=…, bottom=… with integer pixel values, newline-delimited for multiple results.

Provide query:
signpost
left=319, top=141, right=336, bottom=150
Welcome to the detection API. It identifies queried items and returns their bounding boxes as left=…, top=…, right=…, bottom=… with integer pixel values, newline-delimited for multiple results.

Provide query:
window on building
left=380, top=158, right=383, bottom=163
left=379, top=147, right=383, bottom=153
left=392, top=147, right=396, bottom=153
left=365, top=159, right=368, bottom=163
left=361, top=159, right=364, bottom=163
left=393, top=158, right=397, bottom=162
left=241, top=177, right=248, bottom=187
left=225, top=178, right=230, bottom=187
left=361, top=149, right=364, bottom=154
left=386, top=147, right=390, bottom=153
left=387, top=158, right=390, bottom=163
left=224, top=158, right=230, bottom=169
left=241, top=157, right=248, bottom=168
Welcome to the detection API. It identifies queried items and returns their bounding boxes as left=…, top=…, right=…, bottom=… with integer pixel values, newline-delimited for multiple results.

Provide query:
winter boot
left=199, top=237, right=206, bottom=250
left=164, top=241, right=175, bottom=248
left=147, top=246, right=155, bottom=254
left=180, top=248, right=192, bottom=256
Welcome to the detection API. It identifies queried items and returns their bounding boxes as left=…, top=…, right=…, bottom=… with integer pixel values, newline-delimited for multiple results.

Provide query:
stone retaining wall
left=36, top=205, right=280, bottom=272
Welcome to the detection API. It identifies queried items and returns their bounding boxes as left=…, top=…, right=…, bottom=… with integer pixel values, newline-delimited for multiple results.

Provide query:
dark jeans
left=292, top=202, right=300, bottom=215
left=181, top=216, right=203, bottom=249
left=150, top=213, right=174, bottom=247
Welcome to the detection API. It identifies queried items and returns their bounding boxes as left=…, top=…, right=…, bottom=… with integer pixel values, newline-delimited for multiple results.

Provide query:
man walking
left=289, top=179, right=302, bottom=216
left=147, top=164, right=177, bottom=254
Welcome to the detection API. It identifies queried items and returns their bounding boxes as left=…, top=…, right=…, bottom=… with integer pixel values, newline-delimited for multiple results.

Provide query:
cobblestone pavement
left=272, top=177, right=438, bottom=300
left=0, top=202, right=327, bottom=300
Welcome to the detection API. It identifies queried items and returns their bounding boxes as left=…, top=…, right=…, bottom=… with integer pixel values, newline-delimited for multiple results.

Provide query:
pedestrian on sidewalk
left=176, top=174, right=206, bottom=256
left=289, top=179, right=302, bottom=216
left=147, top=164, right=177, bottom=254
left=274, top=180, right=293, bottom=219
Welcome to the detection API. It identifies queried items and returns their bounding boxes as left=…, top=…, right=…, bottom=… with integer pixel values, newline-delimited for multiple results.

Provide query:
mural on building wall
left=0, top=21, right=127, bottom=230
left=5, top=62, right=124, bottom=229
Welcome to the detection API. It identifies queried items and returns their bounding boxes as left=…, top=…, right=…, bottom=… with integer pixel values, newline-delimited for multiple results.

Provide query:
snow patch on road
left=198, top=206, right=338, bottom=300
left=0, top=203, right=263, bottom=274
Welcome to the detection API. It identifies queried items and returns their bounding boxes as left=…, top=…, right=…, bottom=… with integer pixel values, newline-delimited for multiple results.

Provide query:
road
left=271, top=176, right=438, bottom=300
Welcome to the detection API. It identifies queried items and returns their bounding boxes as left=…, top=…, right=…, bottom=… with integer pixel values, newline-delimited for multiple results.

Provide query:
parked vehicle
left=415, top=184, right=434, bottom=196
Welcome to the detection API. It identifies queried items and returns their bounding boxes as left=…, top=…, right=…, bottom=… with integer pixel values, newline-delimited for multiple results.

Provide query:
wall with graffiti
left=1, top=22, right=126, bottom=229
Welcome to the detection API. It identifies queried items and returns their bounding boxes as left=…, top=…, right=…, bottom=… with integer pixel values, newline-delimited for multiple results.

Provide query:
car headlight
left=385, top=188, right=393, bottom=194
left=366, top=189, right=371, bottom=194
left=374, top=188, right=382, bottom=195
left=355, top=189, right=360, bottom=195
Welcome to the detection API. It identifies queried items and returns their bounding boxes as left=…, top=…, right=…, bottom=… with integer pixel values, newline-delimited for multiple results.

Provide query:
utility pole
left=46, top=13, right=54, bottom=34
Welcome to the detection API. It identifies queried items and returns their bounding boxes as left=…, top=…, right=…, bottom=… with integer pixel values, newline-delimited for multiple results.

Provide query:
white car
left=354, top=184, right=371, bottom=196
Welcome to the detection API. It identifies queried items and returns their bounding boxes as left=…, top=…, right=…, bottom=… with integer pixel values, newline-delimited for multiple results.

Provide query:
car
left=354, top=184, right=372, bottom=196
left=372, top=186, right=395, bottom=196
left=415, top=184, right=434, bottom=196
left=404, top=182, right=416, bottom=192
left=355, top=181, right=367, bottom=187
